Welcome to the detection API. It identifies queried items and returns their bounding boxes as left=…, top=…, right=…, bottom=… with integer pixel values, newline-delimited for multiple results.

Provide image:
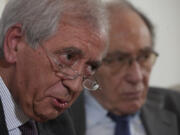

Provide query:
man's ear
left=3, top=24, right=23, bottom=63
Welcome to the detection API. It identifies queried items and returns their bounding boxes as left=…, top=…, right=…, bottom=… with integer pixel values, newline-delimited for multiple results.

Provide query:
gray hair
left=105, top=0, right=155, bottom=48
left=0, top=0, right=108, bottom=57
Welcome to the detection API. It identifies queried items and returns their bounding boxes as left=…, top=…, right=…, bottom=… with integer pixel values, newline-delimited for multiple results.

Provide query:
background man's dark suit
left=69, top=87, right=180, bottom=135
left=0, top=101, right=76, bottom=135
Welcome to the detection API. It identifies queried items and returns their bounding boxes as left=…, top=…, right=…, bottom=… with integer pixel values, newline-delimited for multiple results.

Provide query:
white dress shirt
left=0, top=77, right=29, bottom=135
left=84, top=90, right=147, bottom=135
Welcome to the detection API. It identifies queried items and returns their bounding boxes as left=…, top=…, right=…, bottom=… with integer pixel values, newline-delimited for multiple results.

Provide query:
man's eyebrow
left=103, top=51, right=130, bottom=63
left=140, top=47, right=153, bottom=52
left=106, top=51, right=130, bottom=57
left=54, top=47, right=84, bottom=56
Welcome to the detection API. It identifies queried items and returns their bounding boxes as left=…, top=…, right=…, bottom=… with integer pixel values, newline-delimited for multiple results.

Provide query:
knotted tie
left=19, top=120, right=38, bottom=135
left=108, top=112, right=131, bottom=135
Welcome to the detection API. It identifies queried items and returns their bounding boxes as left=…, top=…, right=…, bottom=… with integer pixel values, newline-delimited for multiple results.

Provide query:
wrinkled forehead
left=44, top=15, right=107, bottom=63
left=108, top=9, right=152, bottom=55
left=60, top=15, right=107, bottom=54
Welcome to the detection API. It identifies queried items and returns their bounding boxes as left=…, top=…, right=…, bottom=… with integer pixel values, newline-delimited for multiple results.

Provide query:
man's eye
left=57, top=53, right=78, bottom=66
left=117, top=56, right=126, bottom=62
left=143, top=53, right=151, bottom=59
left=138, top=53, right=151, bottom=62
left=66, top=53, right=74, bottom=60
left=117, top=56, right=131, bottom=65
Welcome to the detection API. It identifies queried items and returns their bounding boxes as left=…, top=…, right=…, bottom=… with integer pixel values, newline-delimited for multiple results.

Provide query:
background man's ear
left=3, top=24, right=23, bottom=63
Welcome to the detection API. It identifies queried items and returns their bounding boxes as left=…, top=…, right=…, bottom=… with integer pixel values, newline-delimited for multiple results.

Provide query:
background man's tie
left=108, top=112, right=131, bottom=135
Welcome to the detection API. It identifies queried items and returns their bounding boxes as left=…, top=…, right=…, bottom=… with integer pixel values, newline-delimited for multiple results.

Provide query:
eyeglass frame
left=40, top=46, right=100, bottom=91
left=102, top=49, right=159, bottom=70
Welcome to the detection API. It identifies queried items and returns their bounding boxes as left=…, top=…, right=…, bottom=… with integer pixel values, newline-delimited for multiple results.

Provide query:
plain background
left=127, top=0, right=180, bottom=90
left=103, top=0, right=180, bottom=89
left=0, top=0, right=180, bottom=90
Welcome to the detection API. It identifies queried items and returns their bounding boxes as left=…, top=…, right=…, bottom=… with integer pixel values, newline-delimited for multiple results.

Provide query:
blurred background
left=0, top=0, right=180, bottom=90
left=127, top=0, right=180, bottom=91
left=0, top=0, right=6, bottom=15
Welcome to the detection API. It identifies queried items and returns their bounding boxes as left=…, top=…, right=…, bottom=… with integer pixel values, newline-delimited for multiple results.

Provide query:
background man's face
left=94, top=9, right=153, bottom=115
left=11, top=15, right=106, bottom=122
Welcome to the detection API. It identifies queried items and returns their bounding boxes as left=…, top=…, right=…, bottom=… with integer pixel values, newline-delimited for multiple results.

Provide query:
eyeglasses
left=41, top=46, right=100, bottom=91
left=103, top=50, right=158, bottom=71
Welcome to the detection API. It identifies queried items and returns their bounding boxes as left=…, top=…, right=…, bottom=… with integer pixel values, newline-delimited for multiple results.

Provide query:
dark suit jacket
left=0, top=99, right=76, bottom=135
left=69, top=87, right=180, bottom=135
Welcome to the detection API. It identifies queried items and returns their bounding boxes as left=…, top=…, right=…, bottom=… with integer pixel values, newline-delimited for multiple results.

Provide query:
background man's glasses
left=103, top=50, right=158, bottom=70
left=41, top=46, right=100, bottom=91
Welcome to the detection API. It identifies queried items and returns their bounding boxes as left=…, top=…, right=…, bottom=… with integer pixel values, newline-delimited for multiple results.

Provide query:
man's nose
left=62, top=65, right=84, bottom=93
left=64, top=76, right=83, bottom=92
left=124, top=61, right=143, bottom=85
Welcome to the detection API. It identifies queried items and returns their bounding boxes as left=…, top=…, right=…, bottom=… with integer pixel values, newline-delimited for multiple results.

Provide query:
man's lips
left=51, top=97, right=70, bottom=110
left=122, top=91, right=142, bottom=99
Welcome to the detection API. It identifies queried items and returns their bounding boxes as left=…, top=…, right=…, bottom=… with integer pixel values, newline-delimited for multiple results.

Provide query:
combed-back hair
left=0, top=0, right=108, bottom=57
left=105, top=0, right=155, bottom=48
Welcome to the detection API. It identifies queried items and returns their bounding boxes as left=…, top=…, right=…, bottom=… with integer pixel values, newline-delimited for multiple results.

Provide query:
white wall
left=0, top=0, right=180, bottom=88
left=0, top=0, right=7, bottom=17
left=103, top=0, right=180, bottom=88
left=127, top=0, right=180, bottom=88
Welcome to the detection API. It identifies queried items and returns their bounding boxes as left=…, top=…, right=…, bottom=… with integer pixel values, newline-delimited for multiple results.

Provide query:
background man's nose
left=124, top=61, right=143, bottom=85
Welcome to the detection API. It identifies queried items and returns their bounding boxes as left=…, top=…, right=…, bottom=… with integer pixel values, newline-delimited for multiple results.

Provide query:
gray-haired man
left=0, top=0, right=108, bottom=134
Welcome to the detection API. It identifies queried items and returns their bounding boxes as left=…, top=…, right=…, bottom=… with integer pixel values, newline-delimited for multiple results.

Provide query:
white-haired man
left=0, top=0, right=109, bottom=134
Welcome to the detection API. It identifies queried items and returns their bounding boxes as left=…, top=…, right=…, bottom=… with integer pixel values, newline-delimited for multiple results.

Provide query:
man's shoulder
left=148, top=86, right=179, bottom=95
left=0, top=98, right=9, bottom=135
left=37, top=110, right=76, bottom=135
left=142, top=87, right=180, bottom=135
left=147, top=86, right=180, bottom=103
left=146, top=86, right=180, bottom=118
left=68, top=92, right=86, bottom=135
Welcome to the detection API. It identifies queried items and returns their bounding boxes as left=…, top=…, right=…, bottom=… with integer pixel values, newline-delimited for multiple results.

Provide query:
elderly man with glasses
left=70, top=1, right=180, bottom=135
left=0, top=0, right=108, bottom=134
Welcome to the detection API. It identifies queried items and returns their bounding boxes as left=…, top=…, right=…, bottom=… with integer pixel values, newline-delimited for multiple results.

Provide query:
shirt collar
left=84, top=90, right=108, bottom=127
left=84, top=90, right=141, bottom=126
left=0, top=77, right=29, bottom=131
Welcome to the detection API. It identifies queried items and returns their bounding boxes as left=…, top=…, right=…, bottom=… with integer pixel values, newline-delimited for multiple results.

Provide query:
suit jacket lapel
left=141, top=104, right=178, bottom=135
left=69, top=92, right=86, bottom=135
left=37, top=111, right=76, bottom=135
left=0, top=99, right=9, bottom=135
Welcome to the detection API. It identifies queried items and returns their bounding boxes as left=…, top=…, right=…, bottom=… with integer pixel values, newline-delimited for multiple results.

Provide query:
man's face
left=11, top=15, right=106, bottom=122
left=93, top=9, right=154, bottom=115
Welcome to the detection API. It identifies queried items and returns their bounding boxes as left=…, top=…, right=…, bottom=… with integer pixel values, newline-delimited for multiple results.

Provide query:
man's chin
left=120, top=102, right=143, bottom=115
left=32, top=108, right=64, bottom=122
left=129, top=102, right=144, bottom=113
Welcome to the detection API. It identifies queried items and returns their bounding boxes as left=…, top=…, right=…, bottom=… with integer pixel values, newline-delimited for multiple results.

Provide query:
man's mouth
left=51, top=97, right=70, bottom=110
left=122, top=91, right=142, bottom=100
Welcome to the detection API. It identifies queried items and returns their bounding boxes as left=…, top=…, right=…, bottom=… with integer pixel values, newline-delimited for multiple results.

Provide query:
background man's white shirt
left=84, top=90, right=147, bottom=135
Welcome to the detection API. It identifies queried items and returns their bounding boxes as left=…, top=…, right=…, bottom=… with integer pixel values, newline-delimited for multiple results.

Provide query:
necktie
left=108, top=112, right=131, bottom=135
left=19, top=120, right=38, bottom=135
